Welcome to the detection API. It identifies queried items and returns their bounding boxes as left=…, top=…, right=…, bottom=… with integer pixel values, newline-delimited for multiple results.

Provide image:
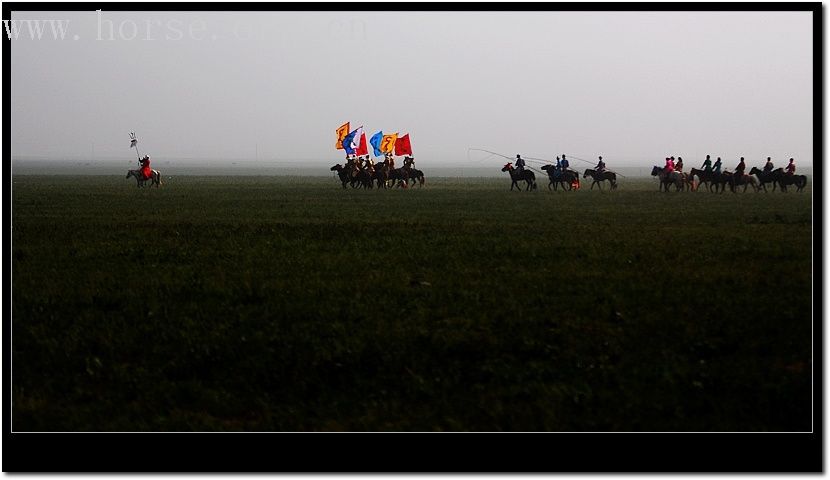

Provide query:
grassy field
left=11, top=175, right=813, bottom=431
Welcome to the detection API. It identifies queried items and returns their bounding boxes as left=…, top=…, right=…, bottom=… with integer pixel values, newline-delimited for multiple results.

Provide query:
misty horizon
left=11, top=10, right=814, bottom=169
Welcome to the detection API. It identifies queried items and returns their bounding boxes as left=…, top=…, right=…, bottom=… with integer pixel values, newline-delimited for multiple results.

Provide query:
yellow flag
left=335, top=122, right=350, bottom=150
left=380, top=133, right=398, bottom=154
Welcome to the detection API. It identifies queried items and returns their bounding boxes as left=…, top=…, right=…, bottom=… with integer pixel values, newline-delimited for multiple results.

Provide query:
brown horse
left=730, top=172, right=759, bottom=193
left=502, top=163, right=537, bottom=191
left=710, top=171, right=734, bottom=193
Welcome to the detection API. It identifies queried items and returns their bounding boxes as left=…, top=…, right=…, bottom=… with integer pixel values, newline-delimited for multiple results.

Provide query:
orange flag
left=380, top=133, right=398, bottom=154
left=335, top=122, right=350, bottom=150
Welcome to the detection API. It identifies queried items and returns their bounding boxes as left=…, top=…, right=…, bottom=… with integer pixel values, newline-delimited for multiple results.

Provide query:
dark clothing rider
left=515, top=154, right=526, bottom=174
left=763, top=157, right=774, bottom=173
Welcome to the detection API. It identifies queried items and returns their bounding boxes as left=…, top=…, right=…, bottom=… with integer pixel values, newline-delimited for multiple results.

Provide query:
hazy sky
left=11, top=9, right=814, bottom=167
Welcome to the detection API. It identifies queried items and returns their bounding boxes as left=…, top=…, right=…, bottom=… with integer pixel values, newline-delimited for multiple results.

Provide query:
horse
left=501, top=163, right=536, bottom=191
left=687, top=168, right=716, bottom=192
left=406, top=168, right=425, bottom=188
left=710, top=171, right=734, bottom=193
left=541, top=165, right=580, bottom=191
left=730, top=172, right=759, bottom=193
left=373, top=161, right=390, bottom=189
left=771, top=168, right=808, bottom=192
left=330, top=164, right=359, bottom=189
left=650, top=166, right=683, bottom=192
left=126, top=168, right=162, bottom=188
left=387, top=166, right=410, bottom=188
left=749, top=167, right=778, bottom=192
left=582, top=168, right=617, bottom=190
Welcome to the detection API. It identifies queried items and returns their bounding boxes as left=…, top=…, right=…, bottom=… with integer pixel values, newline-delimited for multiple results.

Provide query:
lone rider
left=515, top=154, right=526, bottom=174
left=713, top=157, right=722, bottom=175
left=785, top=158, right=796, bottom=175
left=763, top=157, right=775, bottom=173
left=701, top=154, right=713, bottom=172
left=595, top=156, right=606, bottom=173
left=140, top=155, right=152, bottom=180
left=561, top=154, right=569, bottom=171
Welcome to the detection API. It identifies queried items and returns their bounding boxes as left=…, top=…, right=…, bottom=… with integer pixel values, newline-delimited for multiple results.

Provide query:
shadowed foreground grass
left=12, top=175, right=812, bottom=431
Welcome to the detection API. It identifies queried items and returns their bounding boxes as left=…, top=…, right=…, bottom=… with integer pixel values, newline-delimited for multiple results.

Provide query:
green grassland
left=11, top=175, right=813, bottom=431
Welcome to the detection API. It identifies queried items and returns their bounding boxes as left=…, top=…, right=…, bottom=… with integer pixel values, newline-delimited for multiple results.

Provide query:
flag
left=130, top=139, right=137, bottom=148
left=335, top=122, right=350, bottom=150
left=380, top=133, right=398, bottom=154
left=355, top=132, right=368, bottom=156
left=369, top=131, right=384, bottom=157
left=395, top=134, right=412, bottom=156
left=351, top=127, right=364, bottom=151
left=342, top=127, right=360, bottom=155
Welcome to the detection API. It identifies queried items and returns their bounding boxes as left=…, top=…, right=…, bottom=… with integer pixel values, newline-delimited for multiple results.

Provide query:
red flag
left=355, top=132, right=368, bottom=156
left=394, top=134, right=412, bottom=156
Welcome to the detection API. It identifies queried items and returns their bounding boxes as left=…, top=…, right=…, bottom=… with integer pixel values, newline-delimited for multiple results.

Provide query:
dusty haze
left=11, top=10, right=814, bottom=172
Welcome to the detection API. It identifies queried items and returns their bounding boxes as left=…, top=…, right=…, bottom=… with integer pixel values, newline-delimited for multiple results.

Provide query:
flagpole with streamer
left=129, top=132, right=141, bottom=164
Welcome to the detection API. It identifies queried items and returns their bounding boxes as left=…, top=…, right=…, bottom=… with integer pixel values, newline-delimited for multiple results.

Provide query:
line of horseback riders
left=331, top=153, right=425, bottom=189
left=652, top=155, right=806, bottom=192
left=504, top=154, right=618, bottom=191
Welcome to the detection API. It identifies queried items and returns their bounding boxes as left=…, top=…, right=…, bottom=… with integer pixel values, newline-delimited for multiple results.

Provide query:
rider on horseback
left=561, top=154, right=569, bottom=171
left=595, top=156, right=606, bottom=173
left=735, top=157, right=746, bottom=176
left=675, top=157, right=684, bottom=172
left=763, top=157, right=774, bottom=173
left=713, top=157, right=722, bottom=174
left=701, top=155, right=712, bottom=173
left=140, top=155, right=152, bottom=180
left=786, top=158, right=796, bottom=175
left=664, top=157, right=675, bottom=175
left=515, top=154, right=526, bottom=174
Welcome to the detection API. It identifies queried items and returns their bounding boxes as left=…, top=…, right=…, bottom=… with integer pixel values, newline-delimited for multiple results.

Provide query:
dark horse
left=331, top=164, right=359, bottom=189
left=711, top=171, right=734, bottom=193
left=770, top=168, right=807, bottom=192
left=688, top=167, right=716, bottom=192
left=583, top=168, right=617, bottom=190
left=749, top=167, right=778, bottom=192
left=502, top=163, right=537, bottom=191
left=406, top=168, right=426, bottom=188
left=650, top=166, right=683, bottom=192
left=541, top=165, right=579, bottom=191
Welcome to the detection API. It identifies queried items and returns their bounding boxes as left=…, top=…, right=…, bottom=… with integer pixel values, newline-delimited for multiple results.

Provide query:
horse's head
left=541, top=164, right=551, bottom=171
left=749, top=166, right=761, bottom=175
left=330, top=164, right=342, bottom=171
left=650, top=166, right=662, bottom=176
left=501, top=163, right=513, bottom=172
left=583, top=169, right=593, bottom=178
left=126, top=170, right=133, bottom=179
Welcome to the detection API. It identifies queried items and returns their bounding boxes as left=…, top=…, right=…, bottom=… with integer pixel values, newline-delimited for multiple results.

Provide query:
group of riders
left=656, top=154, right=802, bottom=192
left=507, top=153, right=616, bottom=191
left=332, top=152, right=424, bottom=189
left=664, top=155, right=796, bottom=177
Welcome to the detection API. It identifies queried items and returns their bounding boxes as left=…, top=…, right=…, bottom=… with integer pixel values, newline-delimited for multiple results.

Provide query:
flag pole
left=130, top=132, right=142, bottom=163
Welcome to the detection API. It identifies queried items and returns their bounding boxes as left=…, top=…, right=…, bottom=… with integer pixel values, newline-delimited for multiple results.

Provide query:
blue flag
left=369, top=131, right=384, bottom=157
left=342, top=129, right=358, bottom=155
